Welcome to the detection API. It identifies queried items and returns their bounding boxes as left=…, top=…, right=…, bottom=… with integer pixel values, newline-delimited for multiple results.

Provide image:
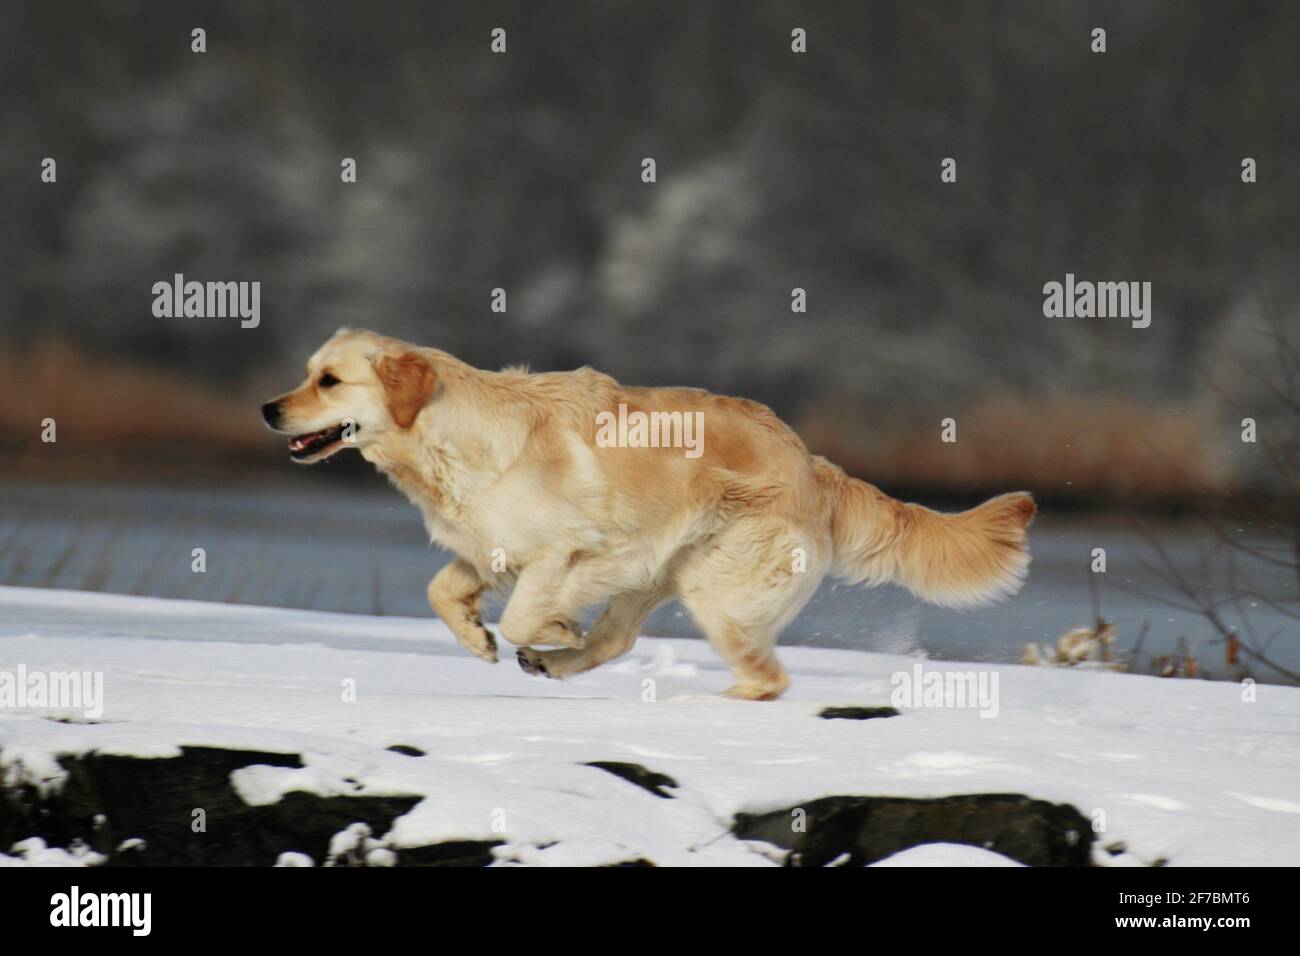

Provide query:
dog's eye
left=319, top=373, right=340, bottom=389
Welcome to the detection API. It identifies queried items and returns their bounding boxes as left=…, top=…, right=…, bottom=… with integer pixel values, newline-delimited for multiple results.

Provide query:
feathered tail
left=816, top=459, right=1035, bottom=608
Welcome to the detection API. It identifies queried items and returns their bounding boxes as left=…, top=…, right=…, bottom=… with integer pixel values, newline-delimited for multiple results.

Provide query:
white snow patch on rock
left=870, top=844, right=1025, bottom=867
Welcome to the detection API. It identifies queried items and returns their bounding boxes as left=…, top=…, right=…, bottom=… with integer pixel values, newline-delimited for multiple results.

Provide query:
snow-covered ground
left=7, top=479, right=1296, bottom=679
left=1, top=586, right=1297, bottom=866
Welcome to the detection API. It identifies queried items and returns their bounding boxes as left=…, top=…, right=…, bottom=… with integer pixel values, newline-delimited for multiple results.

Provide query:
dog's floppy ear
left=374, top=350, right=438, bottom=429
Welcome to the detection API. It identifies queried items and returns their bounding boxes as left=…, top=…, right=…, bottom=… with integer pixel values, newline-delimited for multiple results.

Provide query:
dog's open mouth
left=288, top=423, right=353, bottom=460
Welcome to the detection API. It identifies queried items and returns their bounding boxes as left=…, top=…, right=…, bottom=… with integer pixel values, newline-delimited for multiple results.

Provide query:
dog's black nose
left=261, top=401, right=282, bottom=428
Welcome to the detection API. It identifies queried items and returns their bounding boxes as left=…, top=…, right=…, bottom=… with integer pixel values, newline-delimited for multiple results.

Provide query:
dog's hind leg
left=679, top=594, right=791, bottom=701
left=427, top=559, right=497, bottom=663
left=676, top=519, right=828, bottom=700
left=517, top=585, right=670, bottom=680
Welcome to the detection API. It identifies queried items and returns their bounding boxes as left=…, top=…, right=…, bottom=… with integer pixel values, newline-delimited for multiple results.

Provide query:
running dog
left=262, top=329, right=1035, bottom=700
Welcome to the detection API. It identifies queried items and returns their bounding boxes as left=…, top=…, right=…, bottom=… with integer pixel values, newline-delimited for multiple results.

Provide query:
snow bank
left=1, top=586, right=1297, bottom=866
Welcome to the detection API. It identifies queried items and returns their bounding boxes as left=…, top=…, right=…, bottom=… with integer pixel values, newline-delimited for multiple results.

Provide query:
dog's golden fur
left=264, top=329, right=1035, bottom=700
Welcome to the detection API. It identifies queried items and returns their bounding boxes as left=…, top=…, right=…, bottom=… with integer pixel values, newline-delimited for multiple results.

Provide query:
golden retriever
left=262, top=329, right=1035, bottom=700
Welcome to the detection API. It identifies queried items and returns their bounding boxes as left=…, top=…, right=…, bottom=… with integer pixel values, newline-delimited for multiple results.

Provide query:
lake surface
left=2, top=479, right=1296, bottom=683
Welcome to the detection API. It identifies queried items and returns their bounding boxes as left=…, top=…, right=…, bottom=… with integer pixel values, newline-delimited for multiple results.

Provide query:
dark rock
left=583, top=761, right=679, bottom=799
left=396, top=840, right=502, bottom=867
left=0, top=746, right=488, bottom=866
left=733, top=793, right=1095, bottom=867
left=385, top=745, right=426, bottom=757
left=818, top=706, right=900, bottom=720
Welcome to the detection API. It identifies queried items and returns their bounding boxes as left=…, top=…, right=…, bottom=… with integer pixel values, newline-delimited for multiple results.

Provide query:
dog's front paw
left=458, top=621, right=499, bottom=664
left=535, top=619, right=584, bottom=649
left=516, top=648, right=555, bottom=678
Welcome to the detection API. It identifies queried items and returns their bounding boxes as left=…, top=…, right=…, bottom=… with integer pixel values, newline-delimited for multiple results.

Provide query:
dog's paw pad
left=516, top=649, right=551, bottom=678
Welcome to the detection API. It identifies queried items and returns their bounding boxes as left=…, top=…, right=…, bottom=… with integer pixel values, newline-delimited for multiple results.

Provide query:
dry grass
left=0, top=336, right=276, bottom=480
left=797, top=391, right=1231, bottom=501
left=0, top=336, right=1237, bottom=501
left=0, top=337, right=262, bottom=445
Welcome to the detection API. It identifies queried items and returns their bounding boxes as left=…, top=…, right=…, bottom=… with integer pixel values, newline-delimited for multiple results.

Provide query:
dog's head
left=261, top=329, right=439, bottom=463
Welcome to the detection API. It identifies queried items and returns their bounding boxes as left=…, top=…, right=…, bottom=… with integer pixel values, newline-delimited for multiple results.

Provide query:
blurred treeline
left=1, top=0, right=1297, bottom=502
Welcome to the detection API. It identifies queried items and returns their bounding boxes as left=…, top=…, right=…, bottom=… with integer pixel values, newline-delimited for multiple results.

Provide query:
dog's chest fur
left=362, top=436, right=561, bottom=580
